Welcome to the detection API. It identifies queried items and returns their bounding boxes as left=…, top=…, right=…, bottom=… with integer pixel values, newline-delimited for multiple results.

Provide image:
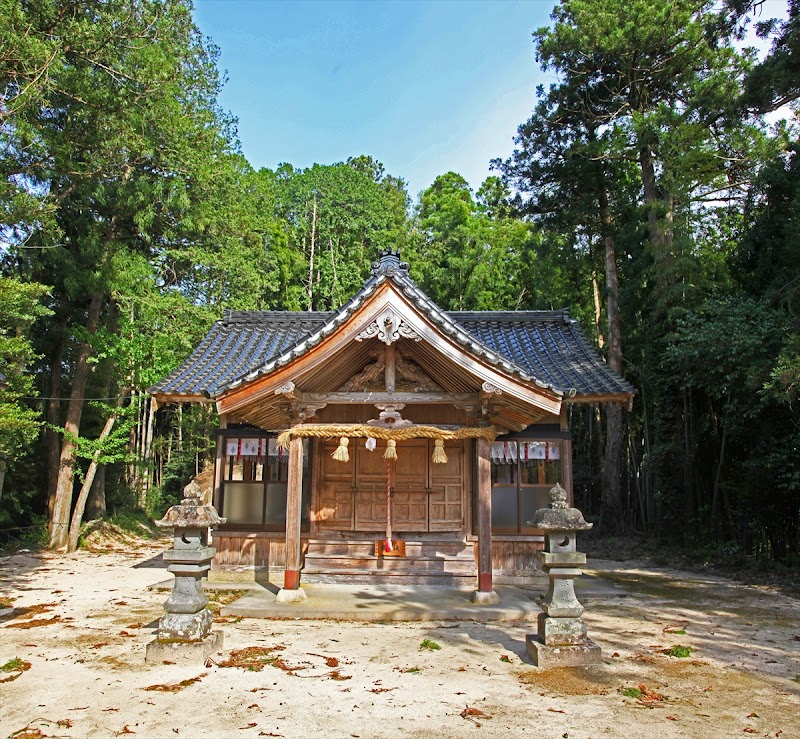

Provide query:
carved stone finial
left=549, top=482, right=569, bottom=510
left=528, top=483, right=592, bottom=531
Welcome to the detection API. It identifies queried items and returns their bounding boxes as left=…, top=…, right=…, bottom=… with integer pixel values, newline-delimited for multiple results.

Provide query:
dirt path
left=1, top=543, right=798, bottom=739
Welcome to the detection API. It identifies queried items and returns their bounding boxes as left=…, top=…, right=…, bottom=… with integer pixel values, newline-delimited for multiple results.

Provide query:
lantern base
left=145, top=629, right=223, bottom=664
left=526, top=634, right=601, bottom=667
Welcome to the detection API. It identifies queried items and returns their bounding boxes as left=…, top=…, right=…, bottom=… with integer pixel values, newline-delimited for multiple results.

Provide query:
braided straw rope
left=276, top=423, right=497, bottom=450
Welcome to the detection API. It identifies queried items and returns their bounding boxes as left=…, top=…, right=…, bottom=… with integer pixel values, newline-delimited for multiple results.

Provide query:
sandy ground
left=1, top=538, right=799, bottom=739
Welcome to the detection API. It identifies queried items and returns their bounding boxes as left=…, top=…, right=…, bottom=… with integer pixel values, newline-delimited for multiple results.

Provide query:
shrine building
left=150, top=250, right=635, bottom=601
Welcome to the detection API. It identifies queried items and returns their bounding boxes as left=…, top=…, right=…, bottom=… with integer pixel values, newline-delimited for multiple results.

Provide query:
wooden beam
left=385, top=343, right=396, bottom=392
left=298, top=391, right=479, bottom=405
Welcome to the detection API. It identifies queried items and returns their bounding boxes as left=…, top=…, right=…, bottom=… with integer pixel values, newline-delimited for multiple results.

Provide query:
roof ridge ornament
left=371, top=248, right=409, bottom=278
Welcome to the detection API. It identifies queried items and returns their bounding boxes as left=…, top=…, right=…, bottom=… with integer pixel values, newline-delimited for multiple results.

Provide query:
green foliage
left=0, top=277, right=51, bottom=465
left=419, top=639, right=441, bottom=651
left=666, top=645, right=693, bottom=658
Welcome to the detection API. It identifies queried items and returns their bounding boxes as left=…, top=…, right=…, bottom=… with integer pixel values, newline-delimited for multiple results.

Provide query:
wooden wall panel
left=211, top=534, right=308, bottom=575
left=491, top=540, right=544, bottom=576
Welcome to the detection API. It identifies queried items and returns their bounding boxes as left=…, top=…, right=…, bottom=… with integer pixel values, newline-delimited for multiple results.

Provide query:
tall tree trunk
left=307, top=197, right=317, bottom=311
left=48, top=291, right=103, bottom=550
left=639, top=143, right=676, bottom=297
left=682, top=388, right=695, bottom=539
left=597, top=163, right=625, bottom=534
left=591, top=270, right=605, bottom=348
left=66, top=389, right=127, bottom=553
left=87, top=368, right=113, bottom=520
left=46, top=330, right=65, bottom=519
left=0, top=457, right=6, bottom=503
left=142, top=395, right=156, bottom=506
left=86, top=464, right=106, bottom=520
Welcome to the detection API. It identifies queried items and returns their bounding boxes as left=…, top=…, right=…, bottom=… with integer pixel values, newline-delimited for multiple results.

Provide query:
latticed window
left=217, top=432, right=310, bottom=531
left=489, top=440, right=564, bottom=534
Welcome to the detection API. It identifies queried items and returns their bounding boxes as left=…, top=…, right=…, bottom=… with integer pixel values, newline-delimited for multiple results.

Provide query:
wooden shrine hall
left=150, top=250, right=635, bottom=602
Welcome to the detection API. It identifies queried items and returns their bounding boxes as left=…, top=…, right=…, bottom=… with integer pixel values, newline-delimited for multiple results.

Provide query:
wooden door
left=428, top=440, right=465, bottom=531
left=316, top=438, right=467, bottom=533
left=316, top=440, right=354, bottom=528
left=354, top=439, right=428, bottom=531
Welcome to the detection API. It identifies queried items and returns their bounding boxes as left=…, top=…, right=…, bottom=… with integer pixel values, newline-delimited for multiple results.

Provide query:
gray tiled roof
left=449, top=312, right=634, bottom=397
left=151, top=254, right=635, bottom=400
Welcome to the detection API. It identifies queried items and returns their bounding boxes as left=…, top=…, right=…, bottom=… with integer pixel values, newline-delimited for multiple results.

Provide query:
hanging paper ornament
left=432, top=438, right=447, bottom=463
left=331, top=436, right=350, bottom=462
left=383, top=439, right=397, bottom=460
left=365, top=436, right=377, bottom=451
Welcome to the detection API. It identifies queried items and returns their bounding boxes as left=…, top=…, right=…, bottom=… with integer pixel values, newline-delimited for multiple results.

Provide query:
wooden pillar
left=385, top=343, right=396, bottom=392
left=283, top=433, right=304, bottom=590
left=471, top=437, right=499, bottom=604
left=212, top=414, right=227, bottom=512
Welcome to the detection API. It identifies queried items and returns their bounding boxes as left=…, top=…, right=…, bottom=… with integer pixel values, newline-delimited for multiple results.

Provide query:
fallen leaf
left=328, top=670, right=352, bottom=681
left=115, top=726, right=135, bottom=735
left=5, top=616, right=61, bottom=629
left=144, top=675, right=203, bottom=692
left=7, top=726, right=45, bottom=739
left=461, top=705, right=492, bottom=725
left=638, top=683, right=665, bottom=702
left=500, top=655, right=512, bottom=663
left=92, top=642, right=109, bottom=649
left=308, top=652, right=339, bottom=667
left=667, top=716, right=678, bottom=721
left=743, top=729, right=758, bottom=734
left=547, top=708, right=566, bottom=714
left=747, top=713, right=760, bottom=719
left=219, top=646, right=285, bottom=673
left=239, top=723, right=257, bottom=730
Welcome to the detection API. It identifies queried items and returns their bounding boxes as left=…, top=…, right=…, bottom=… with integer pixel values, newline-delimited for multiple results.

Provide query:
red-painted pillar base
left=478, top=572, right=493, bottom=593
left=283, top=568, right=301, bottom=590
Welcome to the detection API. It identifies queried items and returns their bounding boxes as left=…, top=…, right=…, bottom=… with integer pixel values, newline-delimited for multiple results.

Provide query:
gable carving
left=394, top=354, right=442, bottom=392
left=339, top=357, right=385, bottom=392
left=355, top=306, right=422, bottom=345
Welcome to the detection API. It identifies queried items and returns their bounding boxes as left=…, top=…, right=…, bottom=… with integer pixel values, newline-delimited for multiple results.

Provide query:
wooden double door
left=316, top=438, right=469, bottom=533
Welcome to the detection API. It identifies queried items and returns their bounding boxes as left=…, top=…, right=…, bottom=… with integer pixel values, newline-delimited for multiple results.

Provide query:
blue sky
left=192, top=0, right=557, bottom=197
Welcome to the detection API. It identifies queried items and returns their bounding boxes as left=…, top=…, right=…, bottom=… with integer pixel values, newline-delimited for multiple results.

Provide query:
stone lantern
left=526, top=483, right=601, bottom=667
left=145, top=492, right=226, bottom=663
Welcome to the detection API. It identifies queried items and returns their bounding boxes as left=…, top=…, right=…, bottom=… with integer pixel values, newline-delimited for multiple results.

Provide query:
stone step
left=306, top=539, right=474, bottom=558
left=303, top=554, right=476, bottom=574
left=301, top=570, right=477, bottom=586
